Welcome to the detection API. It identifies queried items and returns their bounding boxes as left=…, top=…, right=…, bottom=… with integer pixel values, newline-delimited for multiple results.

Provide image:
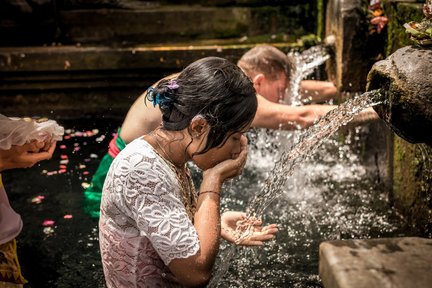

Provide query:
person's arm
left=168, top=136, right=249, bottom=287
left=252, top=94, right=337, bottom=130
left=120, top=92, right=163, bottom=144
left=300, top=80, right=338, bottom=103
left=0, top=141, right=56, bottom=172
left=347, top=107, right=381, bottom=127
left=121, top=73, right=180, bottom=144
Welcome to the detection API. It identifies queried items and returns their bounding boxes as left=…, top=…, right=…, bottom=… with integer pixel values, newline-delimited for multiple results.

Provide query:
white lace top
left=99, top=138, right=200, bottom=288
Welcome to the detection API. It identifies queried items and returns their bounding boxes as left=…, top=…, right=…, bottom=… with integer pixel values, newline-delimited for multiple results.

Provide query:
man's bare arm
left=252, top=94, right=337, bottom=130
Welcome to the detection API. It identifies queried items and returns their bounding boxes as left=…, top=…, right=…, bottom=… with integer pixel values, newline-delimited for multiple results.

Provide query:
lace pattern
left=99, top=138, right=200, bottom=287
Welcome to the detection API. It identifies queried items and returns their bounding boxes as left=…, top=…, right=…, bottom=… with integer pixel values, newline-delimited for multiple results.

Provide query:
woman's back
left=120, top=93, right=163, bottom=144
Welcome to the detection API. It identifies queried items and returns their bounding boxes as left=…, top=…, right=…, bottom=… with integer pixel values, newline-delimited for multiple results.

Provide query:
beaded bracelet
left=199, top=191, right=220, bottom=196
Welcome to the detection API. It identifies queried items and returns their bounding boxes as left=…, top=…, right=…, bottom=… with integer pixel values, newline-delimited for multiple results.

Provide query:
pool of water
left=3, top=117, right=423, bottom=287
left=3, top=116, right=121, bottom=288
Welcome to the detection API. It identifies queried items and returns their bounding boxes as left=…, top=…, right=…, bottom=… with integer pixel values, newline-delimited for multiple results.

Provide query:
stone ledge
left=0, top=43, right=256, bottom=73
left=319, top=237, right=432, bottom=288
left=56, top=5, right=310, bottom=45
left=0, top=43, right=274, bottom=92
left=0, top=42, right=293, bottom=117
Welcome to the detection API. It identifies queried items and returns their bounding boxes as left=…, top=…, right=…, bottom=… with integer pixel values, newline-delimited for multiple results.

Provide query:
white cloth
left=99, top=138, right=200, bottom=288
left=0, top=114, right=64, bottom=150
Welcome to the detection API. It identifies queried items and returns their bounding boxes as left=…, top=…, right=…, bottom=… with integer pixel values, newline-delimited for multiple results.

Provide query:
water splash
left=286, top=45, right=331, bottom=105
left=208, top=89, right=385, bottom=287
left=247, top=90, right=384, bottom=218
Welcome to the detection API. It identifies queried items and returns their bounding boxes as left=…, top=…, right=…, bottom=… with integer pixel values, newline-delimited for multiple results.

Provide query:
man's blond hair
left=237, top=45, right=294, bottom=81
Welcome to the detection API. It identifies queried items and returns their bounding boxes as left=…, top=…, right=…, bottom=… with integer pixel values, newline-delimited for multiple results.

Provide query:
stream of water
left=247, top=90, right=384, bottom=218
left=285, top=45, right=331, bottom=105
left=208, top=89, right=396, bottom=287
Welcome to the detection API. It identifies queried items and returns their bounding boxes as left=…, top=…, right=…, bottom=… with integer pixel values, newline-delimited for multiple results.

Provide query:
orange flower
left=372, top=8, right=384, bottom=17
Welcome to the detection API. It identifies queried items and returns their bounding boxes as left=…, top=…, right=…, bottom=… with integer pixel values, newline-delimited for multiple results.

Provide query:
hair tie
left=148, top=87, right=170, bottom=108
left=167, top=79, right=179, bottom=90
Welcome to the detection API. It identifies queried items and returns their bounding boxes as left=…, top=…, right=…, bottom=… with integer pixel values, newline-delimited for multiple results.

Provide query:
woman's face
left=191, top=128, right=249, bottom=171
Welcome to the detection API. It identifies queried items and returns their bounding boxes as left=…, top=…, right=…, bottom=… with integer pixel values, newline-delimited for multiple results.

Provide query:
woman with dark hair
left=99, top=57, right=278, bottom=287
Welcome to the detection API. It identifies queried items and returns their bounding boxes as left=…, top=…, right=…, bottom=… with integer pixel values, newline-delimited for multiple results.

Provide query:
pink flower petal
left=42, top=220, right=55, bottom=226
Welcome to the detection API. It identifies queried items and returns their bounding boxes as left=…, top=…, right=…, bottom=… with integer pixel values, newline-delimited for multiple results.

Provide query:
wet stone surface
left=319, top=237, right=432, bottom=288
left=367, top=45, right=432, bottom=146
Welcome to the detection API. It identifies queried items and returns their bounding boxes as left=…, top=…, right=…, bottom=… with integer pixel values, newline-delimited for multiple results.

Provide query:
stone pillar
left=325, top=0, right=386, bottom=93
left=325, top=0, right=368, bottom=92
left=367, top=46, right=432, bottom=235
left=367, top=46, right=432, bottom=146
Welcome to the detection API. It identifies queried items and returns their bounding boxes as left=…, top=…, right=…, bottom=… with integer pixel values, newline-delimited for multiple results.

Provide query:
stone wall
left=0, top=0, right=321, bottom=117
left=393, top=138, right=432, bottom=234
left=0, top=0, right=318, bottom=46
left=384, top=1, right=425, bottom=55
left=325, top=0, right=431, bottom=235
left=379, top=1, right=431, bottom=235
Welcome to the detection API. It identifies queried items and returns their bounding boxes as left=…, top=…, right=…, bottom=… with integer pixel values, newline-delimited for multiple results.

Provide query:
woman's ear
left=189, top=115, right=208, bottom=138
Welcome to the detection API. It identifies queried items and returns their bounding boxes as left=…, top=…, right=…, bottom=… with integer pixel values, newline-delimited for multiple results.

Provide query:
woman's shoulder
left=120, top=138, right=177, bottom=177
left=112, top=137, right=157, bottom=166
left=109, top=138, right=179, bottom=190
left=128, top=137, right=153, bottom=151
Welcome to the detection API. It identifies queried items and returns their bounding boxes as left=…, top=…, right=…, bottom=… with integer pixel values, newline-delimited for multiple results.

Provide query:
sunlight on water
left=247, top=90, right=385, bottom=218
left=286, top=45, right=331, bottom=105
left=207, top=89, right=400, bottom=288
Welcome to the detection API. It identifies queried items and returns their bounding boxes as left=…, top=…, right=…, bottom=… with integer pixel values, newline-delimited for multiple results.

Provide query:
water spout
left=366, top=45, right=432, bottom=146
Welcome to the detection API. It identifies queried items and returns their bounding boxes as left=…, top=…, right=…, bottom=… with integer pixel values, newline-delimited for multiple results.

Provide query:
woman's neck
left=145, top=129, right=189, bottom=168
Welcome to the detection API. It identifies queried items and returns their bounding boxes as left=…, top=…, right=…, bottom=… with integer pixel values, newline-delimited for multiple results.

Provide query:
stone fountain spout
left=366, top=45, right=432, bottom=146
